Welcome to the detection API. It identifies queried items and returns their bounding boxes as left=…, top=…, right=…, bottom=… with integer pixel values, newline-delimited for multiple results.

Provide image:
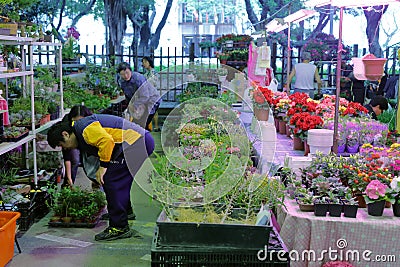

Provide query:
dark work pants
left=102, top=132, right=155, bottom=228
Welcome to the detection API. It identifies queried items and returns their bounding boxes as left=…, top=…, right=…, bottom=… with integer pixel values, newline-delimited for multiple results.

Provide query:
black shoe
left=100, top=212, right=136, bottom=220
left=95, top=226, right=132, bottom=241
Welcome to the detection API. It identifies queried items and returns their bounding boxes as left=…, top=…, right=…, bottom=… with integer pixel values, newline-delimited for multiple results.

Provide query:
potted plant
left=342, top=191, right=359, bottom=218
left=389, top=176, right=400, bottom=217
left=314, top=196, right=329, bottom=216
left=295, top=188, right=315, bottom=212
left=327, top=191, right=342, bottom=217
left=62, top=26, right=80, bottom=63
left=364, top=180, right=390, bottom=216
left=250, top=84, right=273, bottom=121
left=216, top=67, right=228, bottom=82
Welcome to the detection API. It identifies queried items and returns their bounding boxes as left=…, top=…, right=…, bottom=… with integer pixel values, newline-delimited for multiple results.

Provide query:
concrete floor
left=6, top=115, right=305, bottom=267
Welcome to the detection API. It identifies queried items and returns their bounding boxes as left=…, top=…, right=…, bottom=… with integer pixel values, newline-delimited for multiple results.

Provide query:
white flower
left=390, top=176, right=400, bottom=192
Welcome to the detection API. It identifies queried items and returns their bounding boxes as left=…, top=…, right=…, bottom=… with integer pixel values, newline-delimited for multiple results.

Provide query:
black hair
left=369, top=95, right=388, bottom=111
left=142, top=56, right=154, bottom=69
left=47, top=121, right=74, bottom=149
left=68, top=105, right=92, bottom=120
left=117, top=62, right=132, bottom=73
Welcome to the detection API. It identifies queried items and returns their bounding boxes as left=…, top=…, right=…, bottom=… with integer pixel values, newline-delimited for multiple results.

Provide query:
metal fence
left=32, top=42, right=400, bottom=102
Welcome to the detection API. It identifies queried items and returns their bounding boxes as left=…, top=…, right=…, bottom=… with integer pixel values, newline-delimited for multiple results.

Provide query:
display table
left=277, top=199, right=400, bottom=267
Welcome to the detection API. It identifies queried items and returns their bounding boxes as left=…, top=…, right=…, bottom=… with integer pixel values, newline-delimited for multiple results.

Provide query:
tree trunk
left=104, top=0, right=127, bottom=65
left=363, top=5, right=388, bottom=57
left=149, top=0, right=173, bottom=50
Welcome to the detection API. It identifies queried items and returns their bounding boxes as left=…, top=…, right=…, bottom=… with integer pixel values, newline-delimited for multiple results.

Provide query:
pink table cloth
left=277, top=199, right=400, bottom=267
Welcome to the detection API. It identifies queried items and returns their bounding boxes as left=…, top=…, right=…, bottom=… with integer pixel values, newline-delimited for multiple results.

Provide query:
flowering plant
left=340, top=102, right=368, bottom=117
left=302, top=33, right=351, bottom=62
left=62, top=27, right=80, bottom=60
left=346, top=132, right=359, bottom=147
left=251, top=86, right=273, bottom=109
left=364, top=180, right=390, bottom=204
left=215, top=51, right=230, bottom=61
left=289, top=112, right=324, bottom=140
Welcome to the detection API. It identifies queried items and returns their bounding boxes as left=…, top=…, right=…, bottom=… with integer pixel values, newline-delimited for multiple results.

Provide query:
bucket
left=0, top=211, right=21, bottom=267
left=307, top=129, right=334, bottom=146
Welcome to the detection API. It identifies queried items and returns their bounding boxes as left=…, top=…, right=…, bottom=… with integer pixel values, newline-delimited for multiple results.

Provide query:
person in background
left=47, top=114, right=154, bottom=241
left=61, top=105, right=92, bottom=187
left=142, top=56, right=160, bottom=131
left=117, top=62, right=161, bottom=131
left=364, top=95, right=388, bottom=120
left=286, top=51, right=322, bottom=99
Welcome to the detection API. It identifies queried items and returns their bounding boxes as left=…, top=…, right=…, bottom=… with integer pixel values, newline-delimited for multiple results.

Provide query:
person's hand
left=96, top=167, right=107, bottom=185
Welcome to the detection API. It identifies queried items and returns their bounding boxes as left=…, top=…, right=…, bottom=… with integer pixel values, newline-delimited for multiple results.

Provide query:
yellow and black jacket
left=72, top=114, right=146, bottom=168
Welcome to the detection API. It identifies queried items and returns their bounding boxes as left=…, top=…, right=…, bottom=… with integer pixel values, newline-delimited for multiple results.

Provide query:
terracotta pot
left=293, top=136, right=304, bottom=151
left=254, top=107, right=269, bottom=121
left=304, top=140, right=310, bottom=156
left=220, top=59, right=227, bottom=65
left=286, top=124, right=291, bottom=137
left=274, top=117, right=279, bottom=132
left=353, top=192, right=366, bottom=208
left=278, top=120, right=286, bottom=134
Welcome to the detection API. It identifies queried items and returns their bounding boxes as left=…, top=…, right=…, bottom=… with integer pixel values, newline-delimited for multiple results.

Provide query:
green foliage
left=84, top=62, right=120, bottom=98
left=63, top=76, right=111, bottom=113
left=177, top=82, right=218, bottom=102
left=48, top=186, right=106, bottom=220
left=378, top=108, right=396, bottom=132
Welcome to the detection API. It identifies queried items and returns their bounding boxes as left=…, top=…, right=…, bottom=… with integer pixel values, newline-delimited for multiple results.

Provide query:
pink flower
left=365, top=180, right=387, bottom=200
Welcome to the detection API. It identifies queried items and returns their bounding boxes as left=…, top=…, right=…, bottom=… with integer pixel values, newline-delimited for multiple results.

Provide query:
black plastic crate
left=151, top=227, right=289, bottom=267
left=156, top=210, right=272, bottom=249
left=18, top=212, right=35, bottom=231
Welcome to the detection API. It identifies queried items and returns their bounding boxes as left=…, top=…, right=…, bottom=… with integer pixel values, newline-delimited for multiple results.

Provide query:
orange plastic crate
left=0, top=211, right=21, bottom=267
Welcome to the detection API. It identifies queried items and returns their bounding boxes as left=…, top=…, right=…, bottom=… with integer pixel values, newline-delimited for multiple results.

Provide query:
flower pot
left=343, top=205, right=358, bottom=218
left=219, top=59, right=227, bottom=65
left=218, top=75, right=226, bottom=82
left=337, top=144, right=346, bottom=153
left=367, top=200, right=385, bottom=216
left=346, top=144, right=359, bottom=153
left=385, top=201, right=391, bottom=208
left=293, top=136, right=304, bottom=151
left=298, top=203, right=314, bottom=212
left=352, top=54, right=387, bottom=81
left=314, top=203, right=329, bottom=216
left=286, top=124, right=291, bottom=137
left=278, top=120, right=286, bottom=134
left=329, top=204, right=343, bottom=217
left=254, top=107, right=269, bottom=121
left=274, top=117, right=279, bottom=132
left=353, top=193, right=366, bottom=208
left=393, top=199, right=400, bottom=217
left=309, top=145, right=331, bottom=155
left=61, top=216, right=72, bottom=224
left=304, top=141, right=310, bottom=156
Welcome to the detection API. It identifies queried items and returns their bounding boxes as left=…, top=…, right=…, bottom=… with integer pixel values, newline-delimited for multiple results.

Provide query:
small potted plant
left=216, top=67, right=228, bottom=82
left=342, top=191, right=359, bottom=218
left=296, top=188, right=315, bottom=212
left=314, top=196, right=329, bottom=216
left=364, top=180, right=390, bottom=216
left=389, top=176, right=400, bottom=217
left=328, top=191, right=342, bottom=217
